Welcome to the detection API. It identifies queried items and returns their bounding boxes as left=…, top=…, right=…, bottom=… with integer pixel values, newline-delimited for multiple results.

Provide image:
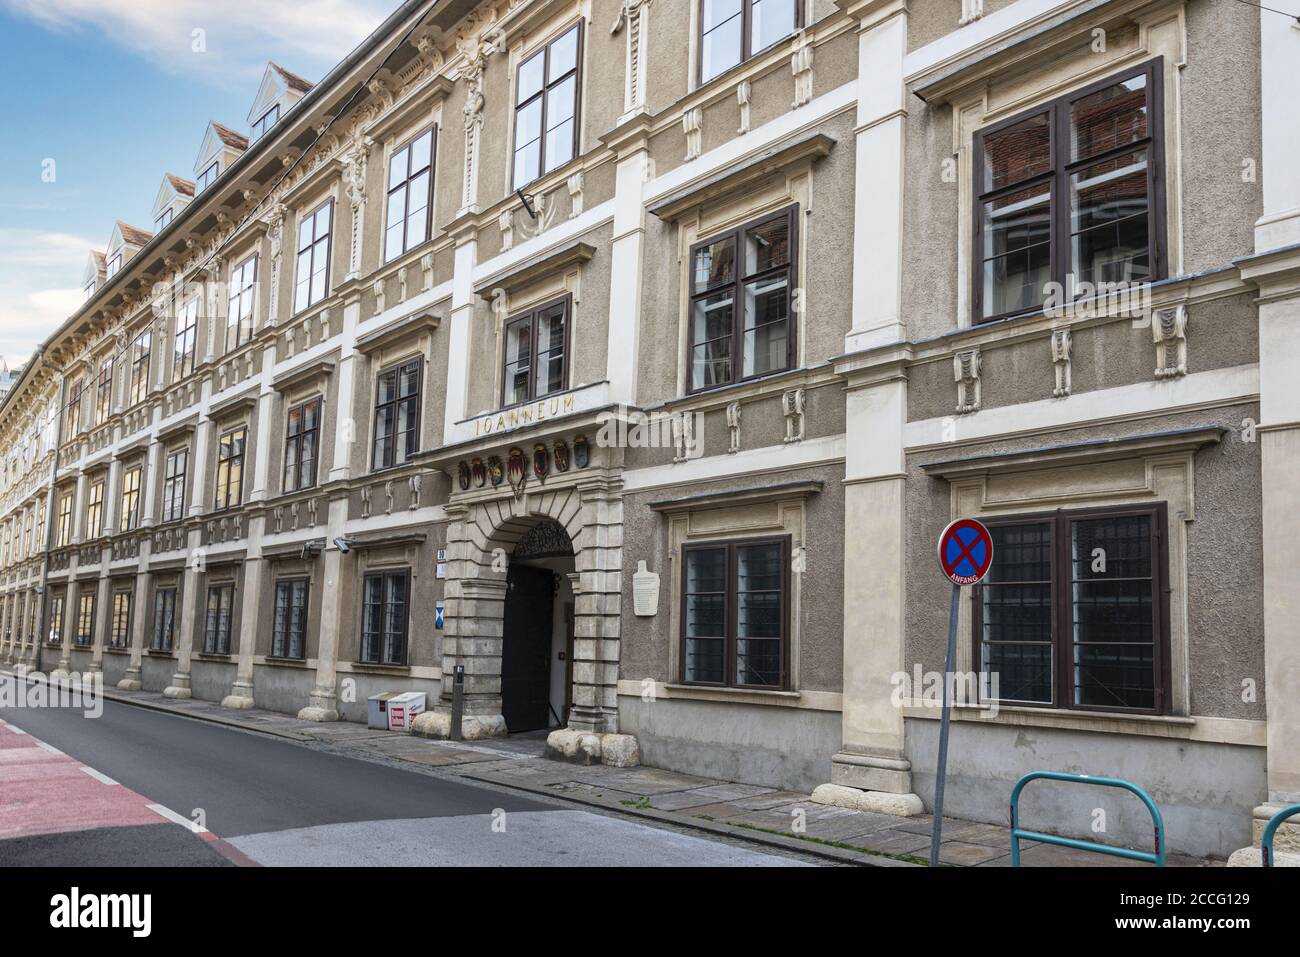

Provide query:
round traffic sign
left=937, top=518, right=994, bottom=585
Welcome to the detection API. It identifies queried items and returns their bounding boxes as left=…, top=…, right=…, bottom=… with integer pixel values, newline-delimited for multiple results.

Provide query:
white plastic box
left=386, top=691, right=427, bottom=732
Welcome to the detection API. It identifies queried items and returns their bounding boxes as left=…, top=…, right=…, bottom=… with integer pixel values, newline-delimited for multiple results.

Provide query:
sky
left=0, top=0, right=398, bottom=372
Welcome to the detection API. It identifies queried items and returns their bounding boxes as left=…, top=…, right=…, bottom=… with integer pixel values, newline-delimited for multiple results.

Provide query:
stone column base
left=1227, top=802, right=1300, bottom=866
left=411, top=709, right=507, bottom=740
left=297, top=688, right=339, bottom=722
left=117, top=668, right=142, bottom=692
left=221, top=680, right=255, bottom=710
left=829, top=750, right=915, bottom=794
left=544, top=728, right=640, bottom=767
left=162, top=673, right=192, bottom=699
left=811, top=782, right=924, bottom=817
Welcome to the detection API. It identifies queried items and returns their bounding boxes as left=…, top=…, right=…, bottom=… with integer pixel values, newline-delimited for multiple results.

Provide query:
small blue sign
left=435, top=602, right=444, bottom=630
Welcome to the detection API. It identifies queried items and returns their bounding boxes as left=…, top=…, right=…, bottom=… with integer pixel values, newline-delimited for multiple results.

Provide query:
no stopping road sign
left=937, top=518, right=994, bottom=586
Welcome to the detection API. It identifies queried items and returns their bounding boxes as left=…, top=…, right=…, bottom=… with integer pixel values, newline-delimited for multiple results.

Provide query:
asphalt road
left=0, top=688, right=812, bottom=867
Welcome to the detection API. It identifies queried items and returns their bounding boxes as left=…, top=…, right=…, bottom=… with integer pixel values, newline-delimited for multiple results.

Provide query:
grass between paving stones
left=619, top=797, right=655, bottom=810
left=692, top=815, right=935, bottom=866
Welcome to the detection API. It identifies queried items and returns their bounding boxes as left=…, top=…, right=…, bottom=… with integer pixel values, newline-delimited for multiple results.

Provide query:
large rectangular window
left=272, top=579, right=309, bottom=659
left=130, top=330, right=151, bottom=405
left=55, top=492, right=73, bottom=548
left=681, top=538, right=788, bottom=689
left=976, top=505, right=1168, bottom=713
left=94, top=357, right=113, bottom=425
left=250, top=104, right=279, bottom=143
left=173, top=298, right=199, bottom=381
left=689, top=206, right=796, bottom=392
left=214, top=427, right=246, bottom=511
left=66, top=378, right=83, bottom=438
left=361, top=570, right=409, bottom=666
left=86, top=480, right=105, bottom=539
left=119, top=465, right=142, bottom=531
left=163, top=448, right=188, bottom=522
left=152, top=587, right=177, bottom=652
left=973, top=60, right=1165, bottom=323
left=699, top=0, right=800, bottom=85
left=385, top=128, right=435, bottom=262
left=203, top=583, right=234, bottom=655
left=48, top=594, right=65, bottom=645
left=283, top=397, right=321, bottom=492
left=501, top=297, right=568, bottom=406
left=513, top=24, right=581, bottom=188
left=110, top=588, right=132, bottom=649
left=197, top=160, right=219, bottom=193
left=371, top=359, right=421, bottom=470
left=293, top=201, right=332, bottom=313
left=226, top=255, right=258, bottom=351
left=76, top=592, right=95, bottom=647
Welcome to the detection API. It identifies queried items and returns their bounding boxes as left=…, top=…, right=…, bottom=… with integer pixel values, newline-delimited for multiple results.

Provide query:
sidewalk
left=7, top=674, right=1219, bottom=867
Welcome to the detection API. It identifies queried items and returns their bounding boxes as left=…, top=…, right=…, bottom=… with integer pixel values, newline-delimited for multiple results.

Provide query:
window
left=293, top=201, right=332, bottom=313
left=173, top=298, right=199, bottom=381
left=699, top=0, right=800, bottom=85
left=371, top=359, right=421, bottom=470
left=501, top=297, right=569, bottom=406
left=94, top=357, right=113, bottom=425
left=226, top=255, right=258, bottom=350
left=681, top=538, right=788, bottom=689
left=110, top=589, right=132, bottom=650
left=975, top=505, right=1169, bottom=713
left=162, top=448, right=188, bottom=523
left=385, top=128, right=436, bottom=262
left=152, top=587, right=177, bottom=652
left=76, top=592, right=95, bottom=646
left=155, top=207, right=173, bottom=231
left=284, top=397, right=322, bottom=492
left=119, top=466, right=142, bottom=531
left=55, top=492, right=73, bottom=547
left=251, top=104, right=280, bottom=143
left=973, top=60, right=1165, bottom=323
left=513, top=24, right=581, bottom=188
left=106, top=252, right=122, bottom=278
left=86, top=480, right=105, bottom=539
left=84, top=279, right=96, bottom=301
left=214, top=427, right=246, bottom=511
left=361, top=570, right=409, bottom=665
left=272, top=578, right=309, bottom=659
left=203, top=583, right=234, bottom=655
left=197, top=160, right=219, bottom=193
left=66, top=378, right=83, bottom=438
left=130, top=329, right=151, bottom=405
left=48, top=594, right=64, bottom=645
left=689, top=206, right=797, bottom=392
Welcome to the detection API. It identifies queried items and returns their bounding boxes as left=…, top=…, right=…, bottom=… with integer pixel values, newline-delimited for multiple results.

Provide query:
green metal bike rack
left=1009, top=771, right=1166, bottom=866
left=1261, top=803, right=1300, bottom=867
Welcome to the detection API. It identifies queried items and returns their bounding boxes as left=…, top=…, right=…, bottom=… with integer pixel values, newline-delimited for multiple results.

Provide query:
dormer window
left=155, top=207, right=173, bottom=231
left=106, top=252, right=122, bottom=279
left=251, top=104, right=280, bottom=143
left=84, top=279, right=96, bottom=301
left=197, top=160, right=219, bottom=193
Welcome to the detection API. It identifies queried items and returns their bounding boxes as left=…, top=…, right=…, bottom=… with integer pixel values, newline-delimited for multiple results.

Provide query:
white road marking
left=6, top=724, right=27, bottom=735
left=37, top=741, right=63, bottom=755
left=79, top=766, right=118, bottom=786
left=147, top=803, right=208, bottom=834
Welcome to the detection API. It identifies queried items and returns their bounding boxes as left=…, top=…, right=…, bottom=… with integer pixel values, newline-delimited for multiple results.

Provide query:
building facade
left=0, top=0, right=1296, bottom=862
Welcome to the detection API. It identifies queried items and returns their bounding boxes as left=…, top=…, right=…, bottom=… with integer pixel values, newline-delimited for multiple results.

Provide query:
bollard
left=450, top=664, right=465, bottom=741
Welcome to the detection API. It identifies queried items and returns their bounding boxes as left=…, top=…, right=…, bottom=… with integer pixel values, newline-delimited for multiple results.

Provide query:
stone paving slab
left=643, top=783, right=780, bottom=811
left=396, top=750, right=500, bottom=767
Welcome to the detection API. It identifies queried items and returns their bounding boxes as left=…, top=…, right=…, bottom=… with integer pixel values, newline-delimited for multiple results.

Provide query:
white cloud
left=1, top=0, right=394, bottom=89
left=0, top=228, right=97, bottom=368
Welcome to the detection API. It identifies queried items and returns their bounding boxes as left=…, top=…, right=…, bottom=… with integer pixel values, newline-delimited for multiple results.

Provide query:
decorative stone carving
left=408, top=473, right=422, bottom=510
left=1051, top=329, right=1072, bottom=397
left=783, top=388, right=806, bottom=443
left=672, top=411, right=695, bottom=463
left=614, top=0, right=652, bottom=115
left=360, top=485, right=372, bottom=519
left=567, top=170, right=585, bottom=218
left=683, top=107, right=703, bottom=161
left=384, top=480, right=395, bottom=515
left=264, top=203, right=287, bottom=324
left=341, top=134, right=372, bottom=280
left=373, top=277, right=386, bottom=317
left=420, top=252, right=434, bottom=291
left=498, top=208, right=514, bottom=251
left=737, top=79, right=752, bottom=134
left=460, top=53, right=487, bottom=213
left=792, top=31, right=814, bottom=108
left=398, top=265, right=409, bottom=302
left=1152, top=304, right=1188, bottom=379
left=960, top=0, right=985, bottom=25
left=726, top=401, right=742, bottom=454
left=954, top=348, right=982, bottom=414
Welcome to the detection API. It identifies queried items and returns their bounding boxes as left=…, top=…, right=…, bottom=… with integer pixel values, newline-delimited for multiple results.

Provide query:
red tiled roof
left=269, top=62, right=314, bottom=95
left=116, top=221, right=154, bottom=247
left=166, top=174, right=195, bottom=197
left=210, top=121, right=249, bottom=151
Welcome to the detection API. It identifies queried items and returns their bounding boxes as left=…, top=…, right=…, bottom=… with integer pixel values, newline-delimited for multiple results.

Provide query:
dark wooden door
left=501, top=565, right=554, bottom=733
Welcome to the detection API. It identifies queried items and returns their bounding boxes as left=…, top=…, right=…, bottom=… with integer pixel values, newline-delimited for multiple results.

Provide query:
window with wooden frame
left=681, top=537, right=789, bottom=689
left=55, top=491, right=73, bottom=547
left=152, top=586, right=177, bottom=652
left=293, top=200, right=333, bottom=314
left=129, top=329, right=151, bottom=405
left=118, top=465, right=142, bottom=531
left=76, top=592, right=95, bottom=646
left=213, top=426, right=247, bottom=511
left=974, top=504, right=1170, bottom=714
left=272, top=578, right=309, bottom=659
left=371, top=359, right=421, bottom=471
left=86, top=480, right=105, bottom=539
left=110, top=588, right=132, bottom=649
left=513, top=23, right=582, bottom=189
left=501, top=295, right=569, bottom=407
left=385, top=127, right=436, bottom=263
left=163, top=448, right=188, bottom=523
left=698, top=0, right=801, bottom=86
left=94, top=357, right=113, bottom=425
left=173, top=298, right=199, bottom=381
left=972, top=59, right=1166, bottom=324
left=283, top=397, right=322, bottom=492
left=48, top=593, right=65, bottom=645
left=689, top=205, right=797, bottom=392
left=361, top=569, right=409, bottom=666
left=203, top=582, right=235, bottom=655
left=66, top=378, right=83, bottom=438
left=227, top=254, right=258, bottom=351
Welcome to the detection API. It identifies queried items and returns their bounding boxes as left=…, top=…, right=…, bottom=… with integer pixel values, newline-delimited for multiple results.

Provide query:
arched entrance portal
left=500, top=520, right=575, bottom=733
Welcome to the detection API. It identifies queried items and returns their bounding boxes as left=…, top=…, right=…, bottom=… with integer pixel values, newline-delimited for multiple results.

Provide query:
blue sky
left=0, top=0, right=396, bottom=370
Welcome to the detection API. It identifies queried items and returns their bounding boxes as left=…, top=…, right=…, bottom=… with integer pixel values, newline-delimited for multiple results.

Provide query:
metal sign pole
left=929, top=581, right=962, bottom=867
left=450, top=664, right=465, bottom=741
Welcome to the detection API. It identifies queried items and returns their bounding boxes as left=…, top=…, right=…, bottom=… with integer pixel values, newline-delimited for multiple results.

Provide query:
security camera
left=300, top=539, right=325, bottom=560
left=333, top=536, right=355, bottom=554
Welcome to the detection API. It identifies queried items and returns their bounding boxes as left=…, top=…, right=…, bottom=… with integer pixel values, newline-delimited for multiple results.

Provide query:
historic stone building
left=0, top=0, right=1295, bottom=862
